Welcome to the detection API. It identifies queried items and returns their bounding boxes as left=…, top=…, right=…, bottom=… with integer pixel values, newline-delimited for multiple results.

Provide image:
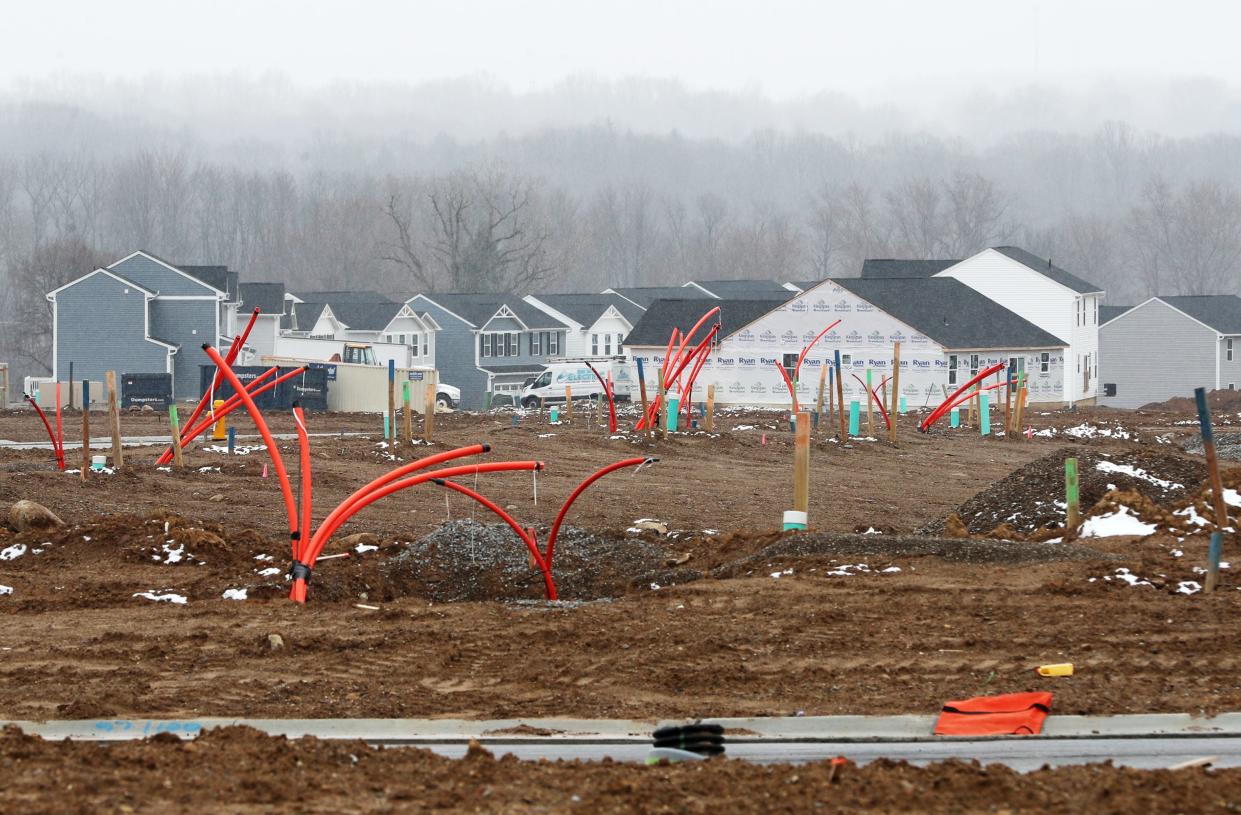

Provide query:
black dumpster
left=121, top=373, right=173, bottom=409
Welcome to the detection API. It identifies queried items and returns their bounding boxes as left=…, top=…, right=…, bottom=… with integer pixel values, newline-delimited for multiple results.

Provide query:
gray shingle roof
left=331, top=300, right=404, bottom=332
left=292, top=302, right=330, bottom=332
left=1099, top=304, right=1133, bottom=325
left=860, top=259, right=960, bottom=279
left=238, top=282, right=287, bottom=315
left=608, top=286, right=716, bottom=308
left=480, top=362, right=546, bottom=375
left=296, top=289, right=396, bottom=304
left=415, top=293, right=568, bottom=329
left=529, top=293, right=645, bottom=327
left=992, top=247, right=1103, bottom=294
left=831, top=278, right=1067, bottom=349
left=687, top=279, right=791, bottom=297
left=1158, top=295, right=1241, bottom=334
left=626, top=299, right=782, bottom=347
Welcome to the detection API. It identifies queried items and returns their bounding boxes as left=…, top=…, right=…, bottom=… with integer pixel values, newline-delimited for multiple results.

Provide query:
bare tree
left=1128, top=177, right=1241, bottom=295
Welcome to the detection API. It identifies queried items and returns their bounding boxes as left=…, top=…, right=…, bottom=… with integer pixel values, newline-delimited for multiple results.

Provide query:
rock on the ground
left=266, top=634, right=285, bottom=651
left=7, top=500, right=65, bottom=533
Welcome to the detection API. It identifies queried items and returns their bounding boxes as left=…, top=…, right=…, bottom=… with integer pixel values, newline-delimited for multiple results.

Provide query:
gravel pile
left=920, top=448, right=1205, bottom=536
left=1184, top=432, right=1241, bottom=462
left=382, top=519, right=697, bottom=602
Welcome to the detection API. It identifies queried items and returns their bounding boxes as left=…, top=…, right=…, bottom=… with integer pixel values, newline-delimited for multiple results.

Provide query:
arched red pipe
left=203, top=344, right=300, bottom=544
left=54, top=383, right=63, bottom=465
left=24, top=393, right=64, bottom=470
left=430, top=478, right=558, bottom=601
left=302, top=461, right=544, bottom=578
left=585, top=362, right=617, bottom=433
left=851, top=373, right=891, bottom=431
left=544, top=457, right=654, bottom=569
left=639, top=324, right=719, bottom=430
left=794, top=319, right=842, bottom=380
left=775, top=360, right=799, bottom=412
left=156, top=366, right=284, bottom=465
left=680, top=324, right=720, bottom=415
left=921, top=362, right=1007, bottom=431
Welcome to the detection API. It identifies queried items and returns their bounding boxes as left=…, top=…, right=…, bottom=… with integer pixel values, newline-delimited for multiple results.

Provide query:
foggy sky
left=6, top=0, right=1241, bottom=100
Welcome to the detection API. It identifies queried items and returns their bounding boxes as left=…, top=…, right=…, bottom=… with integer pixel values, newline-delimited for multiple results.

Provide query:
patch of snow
left=196, top=466, right=221, bottom=473
left=1177, top=581, right=1202, bottom=595
left=1095, top=460, right=1182, bottom=490
left=649, top=582, right=661, bottom=591
left=0, top=585, right=12, bottom=595
left=1079, top=506, right=1158, bottom=538
left=1174, top=506, right=1211, bottom=527
left=537, top=433, right=557, bottom=438
left=202, top=444, right=265, bottom=455
left=1107, top=567, right=1153, bottom=588
left=862, top=527, right=883, bottom=535
left=1225, top=489, right=1240, bottom=508
left=256, top=567, right=282, bottom=577
left=770, top=568, right=794, bottom=578
left=0, top=544, right=28, bottom=561
left=133, top=591, right=187, bottom=604
left=881, top=566, right=902, bottom=573
left=254, top=554, right=274, bottom=561
left=354, top=543, right=378, bottom=554
left=733, top=425, right=755, bottom=431
left=221, top=588, right=248, bottom=601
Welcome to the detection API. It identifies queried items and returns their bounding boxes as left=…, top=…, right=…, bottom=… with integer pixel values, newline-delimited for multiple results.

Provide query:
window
left=616, top=333, right=625, bottom=353
left=411, top=333, right=419, bottom=356
left=970, top=354, right=979, bottom=377
left=591, top=333, right=599, bottom=356
left=1228, top=338, right=1234, bottom=362
left=479, top=333, right=493, bottom=358
left=841, top=354, right=852, bottom=366
left=604, top=334, right=612, bottom=356
left=1093, top=299, right=1098, bottom=324
left=506, top=332, right=520, bottom=357
left=948, top=354, right=958, bottom=386
left=1040, top=352, right=1050, bottom=374
left=782, top=353, right=798, bottom=382
left=548, top=332, right=559, bottom=356
left=530, top=332, right=541, bottom=356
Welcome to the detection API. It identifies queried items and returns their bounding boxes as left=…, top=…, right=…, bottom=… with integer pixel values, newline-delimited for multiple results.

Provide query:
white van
left=519, top=358, right=634, bottom=408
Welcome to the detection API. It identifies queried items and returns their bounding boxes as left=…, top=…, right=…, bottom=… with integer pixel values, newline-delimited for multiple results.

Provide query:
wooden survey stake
left=1065, top=457, right=1080, bottom=534
left=423, top=373, right=436, bottom=442
left=705, top=383, right=715, bottom=433
left=793, top=410, right=810, bottom=514
left=564, top=385, right=574, bottom=422
left=106, top=370, right=123, bottom=470
left=168, top=404, right=185, bottom=469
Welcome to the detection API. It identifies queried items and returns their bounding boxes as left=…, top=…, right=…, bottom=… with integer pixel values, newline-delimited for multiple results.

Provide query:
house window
left=841, top=354, right=852, bottom=366
left=948, top=354, right=958, bottom=386
left=591, top=333, right=599, bottom=356
left=604, top=334, right=612, bottom=356
left=411, top=333, right=420, bottom=356
left=507, top=332, right=520, bottom=357
left=970, top=354, right=979, bottom=378
left=531, top=332, right=541, bottom=356
left=1228, top=338, right=1234, bottom=362
left=397, top=334, right=406, bottom=346
left=548, top=332, right=559, bottom=356
left=1093, top=299, right=1098, bottom=324
left=782, top=353, right=798, bottom=383
left=616, top=333, right=625, bottom=353
left=1040, top=352, right=1050, bottom=374
left=480, top=334, right=493, bottom=358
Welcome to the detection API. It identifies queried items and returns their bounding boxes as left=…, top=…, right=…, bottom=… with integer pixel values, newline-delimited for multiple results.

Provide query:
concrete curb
left=7, top=713, right=1241, bottom=744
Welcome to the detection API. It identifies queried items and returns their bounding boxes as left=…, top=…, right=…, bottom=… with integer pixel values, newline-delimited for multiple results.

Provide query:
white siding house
left=523, top=293, right=645, bottom=359
left=932, top=247, right=1103, bottom=405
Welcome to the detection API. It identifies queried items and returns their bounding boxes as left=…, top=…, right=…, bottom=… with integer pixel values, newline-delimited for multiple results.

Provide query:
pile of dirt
left=922, top=448, right=1206, bottom=536
left=381, top=519, right=699, bottom=602
left=1141, top=388, right=1241, bottom=413
left=1184, top=432, right=1241, bottom=462
left=5, top=725, right=1241, bottom=814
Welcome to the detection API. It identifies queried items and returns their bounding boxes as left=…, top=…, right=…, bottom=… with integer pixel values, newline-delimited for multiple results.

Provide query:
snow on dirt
left=1078, top=506, right=1158, bottom=538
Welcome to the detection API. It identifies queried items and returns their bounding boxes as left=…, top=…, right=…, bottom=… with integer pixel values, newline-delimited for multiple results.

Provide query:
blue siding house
left=407, top=293, right=570, bottom=409
left=47, top=251, right=231, bottom=398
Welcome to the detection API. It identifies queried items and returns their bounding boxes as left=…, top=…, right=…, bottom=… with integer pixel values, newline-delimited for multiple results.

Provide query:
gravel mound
left=920, top=448, right=1205, bottom=536
left=382, top=519, right=697, bottom=602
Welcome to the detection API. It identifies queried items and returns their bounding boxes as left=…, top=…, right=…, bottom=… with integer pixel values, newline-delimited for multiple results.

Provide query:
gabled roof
left=1099, top=304, right=1134, bottom=325
left=606, top=286, right=716, bottom=308
left=785, top=280, right=823, bottom=292
left=292, top=302, right=332, bottom=332
left=626, top=299, right=784, bottom=347
left=527, top=293, right=645, bottom=327
left=860, top=259, right=960, bottom=279
left=238, top=282, right=288, bottom=316
left=990, top=247, right=1103, bottom=294
left=46, top=267, right=155, bottom=299
left=331, top=300, right=405, bottom=332
left=107, top=250, right=227, bottom=297
left=1157, top=295, right=1241, bottom=335
left=832, top=278, right=1067, bottom=350
left=413, top=293, right=567, bottom=330
left=685, top=279, right=791, bottom=298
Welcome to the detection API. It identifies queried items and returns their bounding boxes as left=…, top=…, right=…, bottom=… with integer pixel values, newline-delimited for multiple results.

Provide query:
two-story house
left=408, top=293, right=571, bottom=409
left=47, top=251, right=234, bottom=398
left=523, top=293, right=645, bottom=359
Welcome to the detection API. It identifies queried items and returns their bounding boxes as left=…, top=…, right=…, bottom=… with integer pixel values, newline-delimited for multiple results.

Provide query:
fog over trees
left=2, top=75, right=1241, bottom=379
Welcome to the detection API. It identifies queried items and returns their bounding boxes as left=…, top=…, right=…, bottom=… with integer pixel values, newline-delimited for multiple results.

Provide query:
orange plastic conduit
left=156, top=366, right=282, bottom=465
left=544, top=457, right=654, bottom=569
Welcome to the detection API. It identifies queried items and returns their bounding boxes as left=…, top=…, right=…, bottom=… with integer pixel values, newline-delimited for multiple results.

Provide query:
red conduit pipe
left=24, top=393, right=64, bottom=469
left=851, top=373, right=892, bottom=431
left=775, top=360, right=799, bottom=412
left=54, top=383, right=63, bottom=466
left=168, top=307, right=261, bottom=462
left=639, top=324, right=720, bottom=430
left=202, top=344, right=300, bottom=545
left=544, top=457, right=654, bottom=569
left=156, top=366, right=284, bottom=465
left=585, top=362, right=617, bottom=433
left=679, top=324, right=720, bottom=415
left=794, top=319, right=843, bottom=380
left=430, top=478, right=558, bottom=600
left=291, top=405, right=314, bottom=603
left=302, top=461, right=544, bottom=577
left=307, top=444, right=491, bottom=559
left=920, top=362, right=1007, bottom=432
left=935, top=375, right=1011, bottom=418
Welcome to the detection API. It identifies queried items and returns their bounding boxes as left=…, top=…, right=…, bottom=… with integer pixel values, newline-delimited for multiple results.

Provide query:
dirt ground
left=4, top=725, right=1241, bottom=815
left=2, top=400, right=1240, bottom=811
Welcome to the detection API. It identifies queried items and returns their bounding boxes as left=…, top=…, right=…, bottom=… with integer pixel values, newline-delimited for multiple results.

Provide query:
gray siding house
left=407, top=293, right=570, bottom=409
left=1100, top=295, right=1241, bottom=409
left=47, top=251, right=230, bottom=398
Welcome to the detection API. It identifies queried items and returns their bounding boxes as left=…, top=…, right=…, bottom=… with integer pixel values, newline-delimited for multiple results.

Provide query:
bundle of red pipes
left=919, top=362, right=1008, bottom=432
left=773, top=320, right=843, bottom=412
left=203, top=342, right=655, bottom=605
left=635, top=305, right=721, bottom=431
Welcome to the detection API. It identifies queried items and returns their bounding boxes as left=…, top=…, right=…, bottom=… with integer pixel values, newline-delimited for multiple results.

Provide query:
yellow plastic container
left=1037, top=663, right=1074, bottom=677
